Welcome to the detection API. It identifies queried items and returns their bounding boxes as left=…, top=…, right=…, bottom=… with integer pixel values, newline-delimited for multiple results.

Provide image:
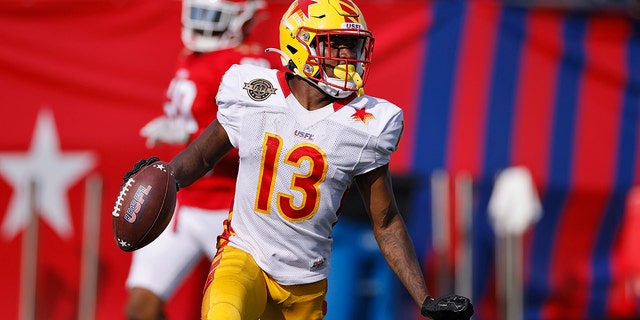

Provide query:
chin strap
left=265, top=47, right=308, bottom=80
left=333, top=64, right=364, bottom=97
left=265, top=47, right=287, bottom=58
left=265, top=48, right=292, bottom=69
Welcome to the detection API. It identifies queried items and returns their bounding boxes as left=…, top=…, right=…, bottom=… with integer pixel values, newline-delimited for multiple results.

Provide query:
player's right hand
left=140, top=116, right=192, bottom=148
left=122, top=157, right=181, bottom=192
left=122, top=157, right=159, bottom=187
left=421, top=295, right=474, bottom=320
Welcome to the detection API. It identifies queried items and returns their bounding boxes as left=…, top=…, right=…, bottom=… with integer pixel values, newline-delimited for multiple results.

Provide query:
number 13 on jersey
left=255, top=133, right=328, bottom=222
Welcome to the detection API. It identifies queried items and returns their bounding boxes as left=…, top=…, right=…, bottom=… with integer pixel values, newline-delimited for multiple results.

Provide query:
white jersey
left=216, top=64, right=404, bottom=285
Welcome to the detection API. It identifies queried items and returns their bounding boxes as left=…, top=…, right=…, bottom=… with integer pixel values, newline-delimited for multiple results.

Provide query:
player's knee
left=126, top=287, right=164, bottom=320
left=126, top=305, right=164, bottom=320
left=202, top=301, right=242, bottom=320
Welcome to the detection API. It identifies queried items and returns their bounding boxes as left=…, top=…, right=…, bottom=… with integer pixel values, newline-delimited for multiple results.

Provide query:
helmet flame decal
left=335, top=0, right=359, bottom=17
left=291, top=0, right=318, bottom=19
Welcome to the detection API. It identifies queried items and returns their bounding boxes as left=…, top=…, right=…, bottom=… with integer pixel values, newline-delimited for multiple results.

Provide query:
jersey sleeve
left=216, top=64, right=246, bottom=148
left=376, top=109, right=404, bottom=157
left=353, top=106, right=404, bottom=176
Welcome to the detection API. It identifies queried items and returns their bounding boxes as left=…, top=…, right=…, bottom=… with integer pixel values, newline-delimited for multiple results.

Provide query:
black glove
left=421, top=295, right=474, bottom=320
left=122, top=156, right=181, bottom=192
left=121, top=157, right=159, bottom=187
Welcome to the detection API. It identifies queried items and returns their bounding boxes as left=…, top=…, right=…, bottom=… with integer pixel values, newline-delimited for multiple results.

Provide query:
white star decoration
left=0, top=109, right=96, bottom=240
left=118, top=238, right=130, bottom=248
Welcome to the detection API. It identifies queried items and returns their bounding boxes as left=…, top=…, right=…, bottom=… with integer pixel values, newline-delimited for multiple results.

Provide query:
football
left=112, top=160, right=177, bottom=252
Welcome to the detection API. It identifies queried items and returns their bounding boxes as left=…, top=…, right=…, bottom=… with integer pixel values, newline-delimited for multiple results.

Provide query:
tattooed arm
left=355, top=164, right=429, bottom=307
left=170, top=119, right=234, bottom=188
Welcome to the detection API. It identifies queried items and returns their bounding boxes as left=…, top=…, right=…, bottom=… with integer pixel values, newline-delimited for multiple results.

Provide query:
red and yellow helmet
left=278, top=0, right=374, bottom=97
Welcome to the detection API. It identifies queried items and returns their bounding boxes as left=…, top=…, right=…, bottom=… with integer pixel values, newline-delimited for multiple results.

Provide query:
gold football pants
left=201, top=245, right=327, bottom=320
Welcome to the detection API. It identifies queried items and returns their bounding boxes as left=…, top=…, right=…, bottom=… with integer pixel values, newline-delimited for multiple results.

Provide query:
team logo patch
left=243, top=78, right=277, bottom=101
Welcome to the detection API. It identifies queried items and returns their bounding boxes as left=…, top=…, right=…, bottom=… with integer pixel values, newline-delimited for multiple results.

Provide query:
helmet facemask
left=299, top=29, right=374, bottom=98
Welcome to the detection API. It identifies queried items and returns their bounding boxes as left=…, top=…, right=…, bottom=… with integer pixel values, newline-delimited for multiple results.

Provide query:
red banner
left=0, top=1, right=427, bottom=319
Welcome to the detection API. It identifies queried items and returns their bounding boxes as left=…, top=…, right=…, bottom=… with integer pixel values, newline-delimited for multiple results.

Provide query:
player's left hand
left=421, top=295, right=474, bottom=320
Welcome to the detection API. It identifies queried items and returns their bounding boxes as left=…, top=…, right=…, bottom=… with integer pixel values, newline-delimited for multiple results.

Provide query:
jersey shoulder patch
left=221, top=64, right=281, bottom=104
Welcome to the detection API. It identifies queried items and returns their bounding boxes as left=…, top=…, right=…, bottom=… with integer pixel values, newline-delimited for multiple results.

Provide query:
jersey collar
left=277, top=71, right=357, bottom=112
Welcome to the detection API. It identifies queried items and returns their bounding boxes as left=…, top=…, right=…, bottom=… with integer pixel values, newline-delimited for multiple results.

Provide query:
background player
left=124, top=0, right=273, bottom=319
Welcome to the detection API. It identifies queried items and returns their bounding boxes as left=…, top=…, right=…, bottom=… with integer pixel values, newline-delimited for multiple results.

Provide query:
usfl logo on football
left=124, top=184, right=152, bottom=223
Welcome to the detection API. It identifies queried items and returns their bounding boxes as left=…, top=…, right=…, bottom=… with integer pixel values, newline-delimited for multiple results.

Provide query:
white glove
left=139, top=116, right=194, bottom=148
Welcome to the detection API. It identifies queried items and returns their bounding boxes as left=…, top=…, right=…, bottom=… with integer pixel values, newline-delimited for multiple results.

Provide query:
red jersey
left=162, top=44, right=274, bottom=210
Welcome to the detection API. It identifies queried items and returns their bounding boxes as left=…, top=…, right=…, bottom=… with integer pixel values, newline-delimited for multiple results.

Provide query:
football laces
left=112, top=178, right=135, bottom=217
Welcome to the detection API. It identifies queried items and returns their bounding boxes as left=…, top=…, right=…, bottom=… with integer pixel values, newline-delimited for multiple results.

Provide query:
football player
left=124, top=1, right=273, bottom=319
left=124, top=0, right=474, bottom=319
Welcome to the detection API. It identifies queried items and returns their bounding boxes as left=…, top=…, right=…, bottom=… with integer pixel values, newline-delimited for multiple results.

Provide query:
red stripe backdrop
left=447, top=0, right=500, bottom=177
left=511, top=10, right=563, bottom=188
